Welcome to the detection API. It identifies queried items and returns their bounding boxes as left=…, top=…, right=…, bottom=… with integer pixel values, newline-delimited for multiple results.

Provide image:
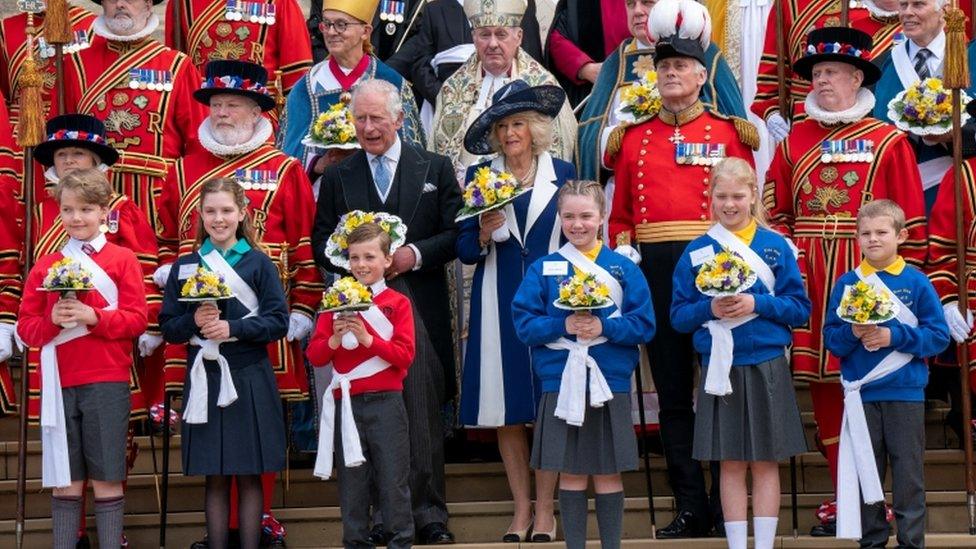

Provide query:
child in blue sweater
left=512, top=180, right=655, bottom=549
left=823, top=200, right=949, bottom=547
left=670, top=158, right=811, bottom=549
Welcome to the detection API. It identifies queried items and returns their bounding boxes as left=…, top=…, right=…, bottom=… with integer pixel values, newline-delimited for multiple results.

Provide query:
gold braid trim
left=732, top=116, right=760, bottom=151
left=606, top=122, right=631, bottom=160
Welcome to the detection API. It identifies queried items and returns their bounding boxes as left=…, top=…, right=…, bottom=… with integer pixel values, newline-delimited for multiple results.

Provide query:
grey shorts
left=63, top=382, right=130, bottom=482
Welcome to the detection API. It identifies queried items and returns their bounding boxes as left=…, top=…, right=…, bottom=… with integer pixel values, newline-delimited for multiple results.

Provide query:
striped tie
left=914, top=48, right=932, bottom=80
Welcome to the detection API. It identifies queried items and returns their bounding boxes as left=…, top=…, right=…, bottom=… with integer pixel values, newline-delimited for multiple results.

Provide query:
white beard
left=212, top=124, right=255, bottom=146
left=104, top=14, right=136, bottom=34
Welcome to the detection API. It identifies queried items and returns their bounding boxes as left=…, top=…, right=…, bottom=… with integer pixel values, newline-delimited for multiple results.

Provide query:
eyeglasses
left=319, top=19, right=363, bottom=34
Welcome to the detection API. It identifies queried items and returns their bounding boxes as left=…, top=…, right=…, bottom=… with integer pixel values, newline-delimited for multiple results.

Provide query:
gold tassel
left=273, top=69, right=286, bottom=114
left=943, top=7, right=969, bottom=89
left=43, top=0, right=72, bottom=45
left=16, top=55, right=46, bottom=149
left=732, top=117, right=761, bottom=151
left=606, top=123, right=630, bottom=160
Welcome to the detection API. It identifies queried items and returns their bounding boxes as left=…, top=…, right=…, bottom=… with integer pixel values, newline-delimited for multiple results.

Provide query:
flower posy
left=307, top=102, right=358, bottom=147
left=619, top=71, right=662, bottom=120
left=557, top=271, right=611, bottom=308
left=888, top=77, right=971, bottom=135
left=180, top=267, right=232, bottom=298
left=43, top=257, right=94, bottom=290
left=838, top=280, right=897, bottom=324
left=321, top=276, right=373, bottom=311
left=694, top=248, right=755, bottom=296
left=325, top=210, right=407, bottom=269
left=457, top=166, right=520, bottom=219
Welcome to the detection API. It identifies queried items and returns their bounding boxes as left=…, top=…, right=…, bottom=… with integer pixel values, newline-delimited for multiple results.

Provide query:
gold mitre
left=463, top=0, right=526, bottom=28
left=322, top=0, right=380, bottom=23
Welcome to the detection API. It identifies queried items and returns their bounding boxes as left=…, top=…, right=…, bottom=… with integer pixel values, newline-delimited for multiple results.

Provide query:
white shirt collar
left=70, top=232, right=108, bottom=253
left=92, top=14, right=160, bottom=42
left=907, top=30, right=946, bottom=62
left=366, top=135, right=402, bottom=165
left=369, top=279, right=387, bottom=296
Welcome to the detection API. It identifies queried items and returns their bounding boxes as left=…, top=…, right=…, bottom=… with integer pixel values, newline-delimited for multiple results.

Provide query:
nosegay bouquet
left=887, top=77, right=971, bottom=136
left=42, top=257, right=94, bottom=291
left=555, top=271, right=613, bottom=310
left=837, top=280, right=899, bottom=324
left=617, top=70, right=662, bottom=121
left=325, top=210, right=407, bottom=269
left=180, top=267, right=232, bottom=300
left=456, top=166, right=531, bottom=222
left=302, top=101, right=359, bottom=150
left=695, top=248, right=757, bottom=297
left=321, top=276, right=373, bottom=313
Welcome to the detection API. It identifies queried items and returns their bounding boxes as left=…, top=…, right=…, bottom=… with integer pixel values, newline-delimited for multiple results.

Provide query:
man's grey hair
left=350, top=79, right=403, bottom=119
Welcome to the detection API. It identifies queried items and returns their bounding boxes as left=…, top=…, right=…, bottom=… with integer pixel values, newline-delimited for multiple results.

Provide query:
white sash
left=836, top=267, right=919, bottom=539
left=313, top=305, right=395, bottom=479
left=546, top=244, right=623, bottom=427
left=891, top=42, right=920, bottom=92
left=40, top=243, right=118, bottom=488
left=182, top=250, right=260, bottom=424
left=702, top=224, right=777, bottom=396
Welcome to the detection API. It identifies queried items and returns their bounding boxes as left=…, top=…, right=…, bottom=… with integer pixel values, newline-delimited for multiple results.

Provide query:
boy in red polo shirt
left=307, top=222, right=416, bottom=548
left=17, top=169, right=148, bottom=549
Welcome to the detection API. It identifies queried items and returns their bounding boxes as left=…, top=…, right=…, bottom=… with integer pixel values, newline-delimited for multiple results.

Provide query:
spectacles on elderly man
left=319, top=19, right=363, bottom=33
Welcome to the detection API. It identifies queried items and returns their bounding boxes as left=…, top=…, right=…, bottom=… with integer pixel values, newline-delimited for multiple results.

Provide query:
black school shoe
left=810, top=519, right=836, bottom=537
left=657, top=510, right=711, bottom=538
left=418, top=522, right=455, bottom=544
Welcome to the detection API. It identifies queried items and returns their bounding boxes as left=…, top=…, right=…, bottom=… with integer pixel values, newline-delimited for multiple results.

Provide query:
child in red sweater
left=307, top=222, right=416, bottom=548
left=17, top=170, right=148, bottom=549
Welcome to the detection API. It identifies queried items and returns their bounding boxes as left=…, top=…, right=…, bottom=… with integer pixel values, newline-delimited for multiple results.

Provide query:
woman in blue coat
left=456, top=80, right=576, bottom=542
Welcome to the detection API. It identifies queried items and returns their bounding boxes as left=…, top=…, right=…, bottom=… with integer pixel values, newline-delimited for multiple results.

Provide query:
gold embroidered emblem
left=210, top=40, right=245, bottom=60
left=842, top=171, right=860, bottom=187
left=133, top=95, right=149, bottom=110
left=216, top=23, right=233, bottom=38
left=820, top=166, right=839, bottom=184
left=108, top=136, right=141, bottom=150
left=41, top=70, right=56, bottom=90
left=104, top=109, right=141, bottom=133
left=824, top=16, right=840, bottom=27
left=112, top=92, right=129, bottom=107
left=633, top=55, right=654, bottom=78
left=96, top=97, right=108, bottom=111
left=800, top=176, right=813, bottom=195
left=252, top=207, right=268, bottom=236
left=806, top=186, right=850, bottom=213
left=235, top=26, right=251, bottom=40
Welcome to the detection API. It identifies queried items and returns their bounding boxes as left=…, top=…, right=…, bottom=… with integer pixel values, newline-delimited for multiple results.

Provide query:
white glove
left=153, top=263, right=173, bottom=289
left=0, top=324, right=13, bottom=363
left=491, top=225, right=510, bottom=243
left=287, top=312, right=314, bottom=342
left=766, top=112, right=791, bottom=143
left=138, top=333, right=164, bottom=357
left=614, top=244, right=642, bottom=265
left=944, top=302, right=974, bottom=343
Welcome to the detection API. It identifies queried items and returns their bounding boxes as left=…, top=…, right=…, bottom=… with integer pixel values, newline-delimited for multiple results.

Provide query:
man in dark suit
left=311, top=78, right=462, bottom=545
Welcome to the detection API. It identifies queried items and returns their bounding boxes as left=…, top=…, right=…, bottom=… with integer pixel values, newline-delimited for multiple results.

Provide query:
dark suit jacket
left=312, top=143, right=462, bottom=397
left=371, top=0, right=428, bottom=66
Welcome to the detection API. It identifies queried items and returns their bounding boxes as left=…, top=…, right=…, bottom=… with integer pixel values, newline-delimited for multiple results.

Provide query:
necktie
left=914, top=48, right=932, bottom=80
left=81, top=243, right=95, bottom=256
left=373, top=156, right=392, bottom=199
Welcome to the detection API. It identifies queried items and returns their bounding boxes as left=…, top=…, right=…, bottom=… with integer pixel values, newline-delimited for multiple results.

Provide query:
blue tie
left=373, top=156, right=392, bottom=199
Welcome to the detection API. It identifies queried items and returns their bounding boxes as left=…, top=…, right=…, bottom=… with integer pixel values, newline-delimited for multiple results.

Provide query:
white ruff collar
left=805, top=88, right=876, bottom=125
left=93, top=14, right=160, bottom=42
left=861, top=0, right=899, bottom=18
left=198, top=117, right=273, bottom=157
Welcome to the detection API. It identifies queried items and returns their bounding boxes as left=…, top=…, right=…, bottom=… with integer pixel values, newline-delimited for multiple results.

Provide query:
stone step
left=0, top=492, right=973, bottom=547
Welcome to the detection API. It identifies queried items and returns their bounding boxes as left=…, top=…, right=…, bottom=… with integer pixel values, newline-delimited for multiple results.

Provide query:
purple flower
left=905, top=105, right=918, bottom=118
left=936, top=93, right=947, bottom=103
left=722, top=260, right=733, bottom=270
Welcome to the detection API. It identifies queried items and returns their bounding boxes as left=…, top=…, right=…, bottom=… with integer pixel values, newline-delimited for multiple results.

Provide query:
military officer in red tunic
left=606, top=35, right=758, bottom=538
left=62, top=0, right=206, bottom=246
left=165, top=0, right=313, bottom=97
left=763, top=26, right=927, bottom=536
left=157, top=60, right=322, bottom=547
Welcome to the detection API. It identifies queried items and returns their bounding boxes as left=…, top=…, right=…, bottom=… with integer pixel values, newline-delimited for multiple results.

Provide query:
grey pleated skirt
left=530, top=391, right=638, bottom=475
left=693, top=355, right=807, bottom=462
left=181, top=357, right=286, bottom=476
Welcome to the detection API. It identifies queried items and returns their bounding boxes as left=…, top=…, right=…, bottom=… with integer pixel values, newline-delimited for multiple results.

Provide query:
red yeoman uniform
left=159, top=141, right=321, bottom=399
left=20, top=195, right=160, bottom=420
left=63, top=23, right=205, bottom=244
left=927, top=159, right=976, bottom=392
left=0, top=176, right=22, bottom=414
left=17, top=241, right=148, bottom=391
left=306, top=286, right=416, bottom=397
left=165, top=0, right=313, bottom=94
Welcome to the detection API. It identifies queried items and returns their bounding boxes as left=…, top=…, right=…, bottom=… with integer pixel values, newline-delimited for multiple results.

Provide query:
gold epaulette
left=709, top=109, right=761, bottom=151
left=606, top=122, right=630, bottom=160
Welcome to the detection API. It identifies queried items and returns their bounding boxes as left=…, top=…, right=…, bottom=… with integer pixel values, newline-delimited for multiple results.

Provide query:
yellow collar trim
left=732, top=219, right=757, bottom=244
left=859, top=256, right=906, bottom=276
left=657, top=101, right=705, bottom=126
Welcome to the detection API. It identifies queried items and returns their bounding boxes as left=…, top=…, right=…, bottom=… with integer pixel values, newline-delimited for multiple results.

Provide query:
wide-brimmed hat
left=653, top=36, right=707, bottom=67
left=35, top=114, right=119, bottom=168
left=193, top=60, right=276, bottom=112
left=793, top=27, right=880, bottom=86
left=463, top=80, right=565, bottom=155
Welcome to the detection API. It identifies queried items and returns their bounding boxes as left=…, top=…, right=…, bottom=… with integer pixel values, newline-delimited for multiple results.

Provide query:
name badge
left=178, top=263, right=199, bottom=279
left=542, top=261, right=569, bottom=276
left=690, top=245, right=715, bottom=267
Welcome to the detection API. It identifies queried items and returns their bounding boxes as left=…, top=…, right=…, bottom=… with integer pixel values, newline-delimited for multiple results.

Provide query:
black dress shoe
left=810, top=519, right=836, bottom=537
left=76, top=534, right=91, bottom=549
left=657, top=510, right=708, bottom=539
left=418, top=522, right=456, bottom=545
left=189, top=538, right=208, bottom=549
left=367, top=524, right=392, bottom=546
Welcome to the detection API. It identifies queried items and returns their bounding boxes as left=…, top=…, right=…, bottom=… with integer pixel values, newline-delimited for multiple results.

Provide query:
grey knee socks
left=559, top=489, right=589, bottom=549
left=595, top=491, right=624, bottom=549
left=51, top=495, right=82, bottom=549
left=94, top=496, right=125, bottom=549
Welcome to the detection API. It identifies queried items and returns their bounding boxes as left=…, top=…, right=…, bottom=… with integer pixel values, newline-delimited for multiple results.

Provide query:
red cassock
left=764, top=116, right=927, bottom=380
left=927, top=159, right=976, bottom=391
left=63, top=33, right=206, bottom=243
left=607, top=103, right=757, bottom=246
left=165, top=0, right=312, bottom=94
left=0, top=7, right=96, bottom=126
left=159, top=144, right=323, bottom=399
left=22, top=192, right=160, bottom=421
left=751, top=1, right=905, bottom=123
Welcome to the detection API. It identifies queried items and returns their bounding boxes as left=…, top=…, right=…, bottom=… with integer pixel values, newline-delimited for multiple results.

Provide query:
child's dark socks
left=594, top=491, right=624, bottom=549
left=51, top=495, right=83, bottom=549
left=559, top=489, right=588, bottom=549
